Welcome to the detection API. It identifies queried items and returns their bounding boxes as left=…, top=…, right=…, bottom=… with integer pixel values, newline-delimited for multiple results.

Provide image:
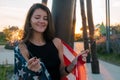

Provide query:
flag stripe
left=62, top=41, right=77, bottom=56
left=63, top=56, right=71, bottom=66
left=63, top=45, right=75, bottom=62
left=61, top=41, right=86, bottom=80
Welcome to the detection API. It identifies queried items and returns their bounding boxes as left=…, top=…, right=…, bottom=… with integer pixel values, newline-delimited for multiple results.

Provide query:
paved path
left=1, top=42, right=120, bottom=80
left=0, top=45, right=14, bottom=64
left=86, top=60, right=120, bottom=80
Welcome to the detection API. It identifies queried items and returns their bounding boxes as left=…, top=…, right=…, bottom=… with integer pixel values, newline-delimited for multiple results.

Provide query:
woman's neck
left=30, top=32, right=46, bottom=46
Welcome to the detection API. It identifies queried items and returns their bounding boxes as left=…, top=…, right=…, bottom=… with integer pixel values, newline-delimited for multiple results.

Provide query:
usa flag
left=61, top=41, right=86, bottom=80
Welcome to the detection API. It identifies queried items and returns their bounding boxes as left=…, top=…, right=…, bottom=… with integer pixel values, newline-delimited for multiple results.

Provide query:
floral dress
left=13, top=46, right=51, bottom=80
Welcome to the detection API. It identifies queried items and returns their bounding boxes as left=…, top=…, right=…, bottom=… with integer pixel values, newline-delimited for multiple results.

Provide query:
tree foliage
left=3, top=26, right=23, bottom=43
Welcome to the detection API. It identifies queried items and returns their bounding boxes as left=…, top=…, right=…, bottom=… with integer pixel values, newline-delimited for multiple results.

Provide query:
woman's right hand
left=72, top=49, right=89, bottom=65
left=27, top=57, right=41, bottom=72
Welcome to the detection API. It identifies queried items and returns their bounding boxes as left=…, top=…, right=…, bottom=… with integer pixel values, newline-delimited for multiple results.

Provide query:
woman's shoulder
left=15, top=41, right=29, bottom=61
left=53, top=37, right=61, bottom=43
left=52, top=37, right=62, bottom=49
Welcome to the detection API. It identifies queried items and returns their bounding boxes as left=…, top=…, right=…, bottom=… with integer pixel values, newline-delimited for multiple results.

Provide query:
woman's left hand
left=78, top=49, right=89, bottom=64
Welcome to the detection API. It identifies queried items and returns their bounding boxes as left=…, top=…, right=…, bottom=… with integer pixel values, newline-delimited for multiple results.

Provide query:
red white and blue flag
left=61, top=41, right=86, bottom=80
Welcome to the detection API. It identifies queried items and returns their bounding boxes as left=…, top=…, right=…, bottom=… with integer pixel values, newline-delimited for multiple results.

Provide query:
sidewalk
left=86, top=60, right=120, bottom=80
left=0, top=45, right=14, bottom=64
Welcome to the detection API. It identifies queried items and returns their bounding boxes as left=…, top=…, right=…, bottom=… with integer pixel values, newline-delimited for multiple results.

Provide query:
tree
left=79, top=0, right=90, bottom=62
left=99, top=23, right=106, bottom=35
left=3, top=27, right=12, bottom=41
left=71, top=0, right=76, bottom=48
left=0, top=32, right=6, bottom=43
left=52, top=0, right=76, bottom=47
left=3, top=26, right=23, bottom=43
left=86, top=0, right=100, bottom=73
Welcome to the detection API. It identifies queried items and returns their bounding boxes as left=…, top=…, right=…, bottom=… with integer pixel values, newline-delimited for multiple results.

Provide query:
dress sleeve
left=13, top=46, right=42, bottom=80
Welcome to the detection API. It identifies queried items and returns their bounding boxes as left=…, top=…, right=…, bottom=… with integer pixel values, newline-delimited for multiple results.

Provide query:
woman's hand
left=78, top=49, right=89, bottom=64
left=27, top=57, right=41, bottom=72
left=72, top=49, right=89, bottom=65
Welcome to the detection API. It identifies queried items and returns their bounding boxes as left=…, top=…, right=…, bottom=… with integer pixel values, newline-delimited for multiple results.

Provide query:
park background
left=0, top=0, right=120, bottom=80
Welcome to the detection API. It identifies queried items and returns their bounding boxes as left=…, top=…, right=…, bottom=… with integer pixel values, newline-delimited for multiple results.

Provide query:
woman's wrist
left=65, top=66, right=70, bottom=73
left=65, top=63, right=76, bottom=74
left=36, top=67, right=42, bottom=73
left=71, top=61, right=77, bottom=66
left=71, top=57, right=77, bottom=66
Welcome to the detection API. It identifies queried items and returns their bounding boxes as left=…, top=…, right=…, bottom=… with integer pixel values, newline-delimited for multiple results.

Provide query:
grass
left=0, top=40, right=14, bottom=80
left=0, top=65, right=14, bottom=80
left=98, top=53, right=120, bottom=66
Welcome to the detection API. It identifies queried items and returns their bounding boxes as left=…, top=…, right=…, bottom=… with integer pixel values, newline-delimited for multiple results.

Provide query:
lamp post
left=106, top=0, right=110, bottom=53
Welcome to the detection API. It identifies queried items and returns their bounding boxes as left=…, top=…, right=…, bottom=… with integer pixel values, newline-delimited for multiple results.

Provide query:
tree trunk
left=80, top=0, right=90, bottom=62
left=71, top=0, right=76, bottom=48
left=52, top=0, right=75, bottom=47
left=86, top=0, right=100, bottom=74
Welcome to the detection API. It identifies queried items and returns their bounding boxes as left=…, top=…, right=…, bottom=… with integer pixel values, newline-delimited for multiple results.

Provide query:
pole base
left=91, top=60, right=100, bottom=74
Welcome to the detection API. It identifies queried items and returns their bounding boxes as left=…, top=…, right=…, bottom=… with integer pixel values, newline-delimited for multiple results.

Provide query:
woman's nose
left=38, top=18, right=45, bottom=24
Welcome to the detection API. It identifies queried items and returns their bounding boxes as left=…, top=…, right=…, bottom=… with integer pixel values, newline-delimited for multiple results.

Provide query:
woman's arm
left=53, top=38, right=89, bottom=77
left=53, top=38, right=74, bottom=77
left=14, top=46, right=42, bottom=80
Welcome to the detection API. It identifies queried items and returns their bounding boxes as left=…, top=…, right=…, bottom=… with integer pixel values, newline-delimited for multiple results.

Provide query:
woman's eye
left=35, top=17, right=40, bottom=19
left=44, top=18, right=48, bottom=20
left=44, top=17, right=48, bottom=20
left=34, top=16, right=48, bottom=20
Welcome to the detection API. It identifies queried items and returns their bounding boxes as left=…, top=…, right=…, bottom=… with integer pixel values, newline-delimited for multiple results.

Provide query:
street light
left=106, top=0, right=110, bottom=53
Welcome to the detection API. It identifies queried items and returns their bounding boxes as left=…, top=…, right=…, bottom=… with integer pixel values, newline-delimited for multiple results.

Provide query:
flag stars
left=33, top=76, right=39, bottom=80
left=15, top=57, right=19, bottom=64
left=18, top=68, right=26, bottom=78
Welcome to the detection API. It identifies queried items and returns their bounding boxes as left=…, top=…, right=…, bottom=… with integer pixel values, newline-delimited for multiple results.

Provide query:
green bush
left=98, top=53, right=120, bottom=66
left=97, top=43, right=106, bottom=54
left=0, top=35, right=7, bottom=45
left=96, top=36, right=120, bottom=66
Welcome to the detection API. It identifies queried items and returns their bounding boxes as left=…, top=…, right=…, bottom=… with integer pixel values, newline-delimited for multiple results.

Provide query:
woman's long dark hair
left=22, top=3, right=55, bottom=42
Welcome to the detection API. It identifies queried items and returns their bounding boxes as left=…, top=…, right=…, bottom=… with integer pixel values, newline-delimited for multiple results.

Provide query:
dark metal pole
left=106, top=0, right=110, bottom=53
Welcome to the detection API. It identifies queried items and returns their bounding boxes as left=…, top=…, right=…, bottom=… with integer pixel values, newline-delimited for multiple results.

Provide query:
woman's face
left=30, top=8, right=48, bottom=33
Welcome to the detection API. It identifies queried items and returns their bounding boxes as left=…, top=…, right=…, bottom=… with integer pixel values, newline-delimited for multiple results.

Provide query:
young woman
left=14, top=3, right=89, bottom=80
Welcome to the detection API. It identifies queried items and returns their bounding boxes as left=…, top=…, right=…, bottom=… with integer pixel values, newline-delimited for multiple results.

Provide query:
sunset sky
left=0, top=0, right=120, bottom=33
